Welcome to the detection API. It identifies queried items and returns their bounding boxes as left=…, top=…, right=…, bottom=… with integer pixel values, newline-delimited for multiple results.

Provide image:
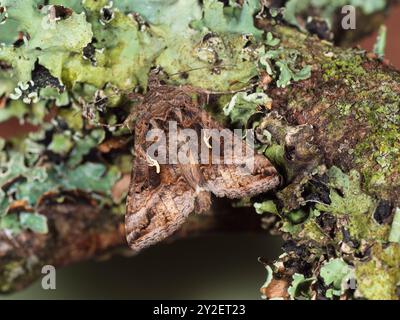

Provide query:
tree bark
left=0, top=196, right=264, bottom=292
left=0, top=0, right=399, bottom=299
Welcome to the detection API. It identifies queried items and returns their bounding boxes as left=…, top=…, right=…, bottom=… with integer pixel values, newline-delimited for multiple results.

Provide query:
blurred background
left=4, top=234, right=283, bottom=299
left=1, top=4, right=400, bottom=300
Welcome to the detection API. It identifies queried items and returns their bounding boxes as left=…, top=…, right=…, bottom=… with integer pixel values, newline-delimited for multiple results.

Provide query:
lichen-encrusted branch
left=0, top=0, right=399, bottom=299
left=0, top=199, right=125, bottom=292
left=0, top=197, right=265, bottom=292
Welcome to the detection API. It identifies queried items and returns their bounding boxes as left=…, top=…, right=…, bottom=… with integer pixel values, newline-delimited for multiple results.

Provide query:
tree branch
left=0, top=196, right=265, bottom=292
left=0, top=0, right=399, bottom=299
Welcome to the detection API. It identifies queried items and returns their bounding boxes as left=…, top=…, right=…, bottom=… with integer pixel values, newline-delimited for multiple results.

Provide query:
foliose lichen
left=0, top=0, right=398, bottom=300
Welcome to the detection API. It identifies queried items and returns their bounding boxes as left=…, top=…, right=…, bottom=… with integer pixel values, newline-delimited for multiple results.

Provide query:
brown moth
left=126, top=85, right=280, bottom=251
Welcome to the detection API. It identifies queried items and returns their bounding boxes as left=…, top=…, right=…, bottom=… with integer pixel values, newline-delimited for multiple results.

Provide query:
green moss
left=298, top=217, right=330, bottom=243
left=0, top=0, right=398, bottom=300
left=355, top=243, right=400, bottom=300
left=337, top=103, right=352, bottom=116
left=322, top=54, right=366, bottom=82
left=344, top=85, right=400, bottom=200
left=289, top=42, right=400, bottom=204
left=0, top=261, right=25, bottom=292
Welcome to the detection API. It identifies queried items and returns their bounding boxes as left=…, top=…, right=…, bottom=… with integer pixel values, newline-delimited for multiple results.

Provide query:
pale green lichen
left=265, top=32, right=280, bottom=47
left=0, top=0, right=93, bottom=84
left=19, top=212, right=48, bottom=234
left=373, top=25, right=387, bottom=59
left=260, top=165, right=396, bottom=299
left=254, top=200, right=279, bottom=215
left=287, top=273, right=315, bottom=300
left=281, top=166, right=390, bottom=242
left=0, top=0, right=398, bottom=299
left=48, top=133, right=73, bottom=155
left=314, top=167, right=388, bottom=241
left=260, top=265, right=274, bottom=295
left=0, top=135, right=121, bottom=233
left=0, top=0, right=281, bottom=236
left=223, top=92, right=272, bottom=126
left=0, top=100, right=46, bottom=125
left=190, top=0, right=263, bottom=38
left=389, top=208, right=400, bottom=244
left=320, top=258, right=355, bottom=298
left=260, top=47, right=312, bottom=88
left=0, top=0, right=268, bottom=100
left=0, top=211, right=47, bottom=234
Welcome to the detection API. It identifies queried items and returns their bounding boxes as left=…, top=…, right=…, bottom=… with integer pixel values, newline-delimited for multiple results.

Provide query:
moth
left=126, top=85, right=280, bottom=251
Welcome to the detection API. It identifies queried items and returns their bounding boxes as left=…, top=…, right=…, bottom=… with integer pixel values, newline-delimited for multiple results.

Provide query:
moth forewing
left=126, top=85, right=280, bottom=251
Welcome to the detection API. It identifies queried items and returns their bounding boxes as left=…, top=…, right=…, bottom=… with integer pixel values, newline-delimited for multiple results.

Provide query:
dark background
left=1, top=5, right=400, bottom=299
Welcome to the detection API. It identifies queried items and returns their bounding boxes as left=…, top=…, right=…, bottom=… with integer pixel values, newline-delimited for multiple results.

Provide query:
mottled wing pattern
left=126, top=85, right=279, bottom=251
left=196, top=98, right=280, bottom=199
left=201, top=155, right=280, bottom=199
left=126, top=147, right=198, bottom=251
